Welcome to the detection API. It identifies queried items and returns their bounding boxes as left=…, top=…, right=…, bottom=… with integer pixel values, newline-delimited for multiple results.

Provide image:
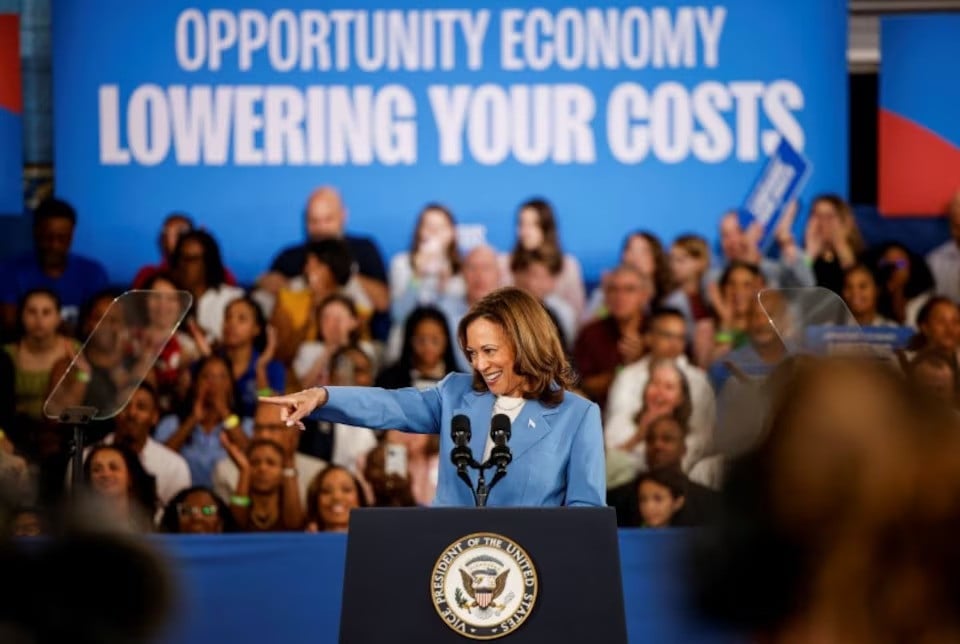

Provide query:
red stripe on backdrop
left=879, top=108, right=960, bottom=216
left=0, top=14, right=21, bottom=114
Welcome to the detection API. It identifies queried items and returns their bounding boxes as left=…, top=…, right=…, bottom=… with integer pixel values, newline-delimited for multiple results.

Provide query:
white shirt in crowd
left=196, top=284, right=245, bottom=342
left=604, top=354, right=716, bottom=472
left=927, top=240, right=960, bottom=302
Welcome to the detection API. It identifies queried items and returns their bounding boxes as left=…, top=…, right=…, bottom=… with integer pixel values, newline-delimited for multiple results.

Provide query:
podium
left=339, top=507, right=628, bottom=643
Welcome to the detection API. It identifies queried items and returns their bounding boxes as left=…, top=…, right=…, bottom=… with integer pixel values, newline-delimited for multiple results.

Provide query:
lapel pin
left=528, top=419, right=536, bottom=429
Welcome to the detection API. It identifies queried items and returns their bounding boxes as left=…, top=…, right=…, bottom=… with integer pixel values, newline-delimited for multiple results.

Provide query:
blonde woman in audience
left=502, top=198, right=586, bottom=318
left=804, top=194, right=865, bottom=294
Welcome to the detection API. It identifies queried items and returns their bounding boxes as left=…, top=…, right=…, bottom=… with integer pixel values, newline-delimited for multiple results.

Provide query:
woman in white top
left=389, top=203, right=465, bottom=324
left=293, top=294, right=375, bottom=388
left=501, top=198, right=586, bottom=318
left=170, top=229, right=243, bottom=344
left=842, top=264, right=899, bottom=328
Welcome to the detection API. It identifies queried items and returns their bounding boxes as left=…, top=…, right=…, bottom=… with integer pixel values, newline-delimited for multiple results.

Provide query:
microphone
left=489, top=414, right=513, bottom=471
left=450, top=415, right=475, bottom=503
left=451, top=414, right=472, bottom=447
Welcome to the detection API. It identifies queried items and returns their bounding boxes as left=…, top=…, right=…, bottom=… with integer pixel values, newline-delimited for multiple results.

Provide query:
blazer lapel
left=508, top=399, right=558, bottom=462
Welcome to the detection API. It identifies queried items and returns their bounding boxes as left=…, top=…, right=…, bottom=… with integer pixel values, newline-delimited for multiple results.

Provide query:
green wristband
left=230, top=495, right=251, bottom=507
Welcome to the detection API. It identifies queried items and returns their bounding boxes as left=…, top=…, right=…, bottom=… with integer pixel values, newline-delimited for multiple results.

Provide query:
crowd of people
left=1, top=185, right=960, bottom=535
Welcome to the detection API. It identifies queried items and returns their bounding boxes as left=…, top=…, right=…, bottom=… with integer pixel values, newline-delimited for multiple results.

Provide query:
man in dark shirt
left=607, top=415, right=721, bottom=527
left=0, top=198, right=108, bottom=337
left=573, top=264, right=652, bottom=411
left=258, top=186, right=389, bottom=337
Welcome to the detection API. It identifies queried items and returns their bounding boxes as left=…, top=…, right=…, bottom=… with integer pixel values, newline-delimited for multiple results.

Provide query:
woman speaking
left=262, top=287, right=605, bottom=507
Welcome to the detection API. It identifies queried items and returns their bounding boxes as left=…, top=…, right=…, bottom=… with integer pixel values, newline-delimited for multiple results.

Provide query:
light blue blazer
left=312, top=373, right=605, bottom=507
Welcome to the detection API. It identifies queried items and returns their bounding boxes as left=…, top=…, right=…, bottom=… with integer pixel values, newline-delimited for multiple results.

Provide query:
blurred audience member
left=503, top=198, right=586, bottom=317
left=804, top=194, right=864, bottom=294
left=585, top=231, right=672, bottom=323
left=925, top=189, right=960, bottom=300
left=377, top=307, right=458, bottom=390
left=131, top=212, right=239, bottom=289
left=220, top=296, right=284, bottom=416
left=863, top=241, right=935, bottom=326
left=4, top=289, right=79, bottom=428
left=214, top=400, right=325, bottom=507
left=605, top=308, right=716, bottom=468
left=220, top=436, right=303, bottom=532
left=707, top=261, right=764, bottom=365
left=906, top=297, right=960, bottom=363
left=636, top=468, right=687, bottom=529
left=292, top=294, right=374, bottom=388
left=382, top=430, right=439, bottom=506
left=511, top=250, right=576, bottom=347
left=155, top=354, right=252, bottom=487
left=305, top=465, right=367, bottom=532
left=692, top=357, right=960, bottom=642
left=574, top=265, right=653, bottom=409
left=85, top=383, right=191, bottom=508
left=842, top=264, right=897, bottom=327
left=710, top=204, right=813, bottom=290
left=0, top=198, right=108, bottom=336
left=906, top=349, right=958, bottom=408
left=137, top=272, right=198, bottom=414
left=389, top=203, right=464, bottom=326
left=297, top=343, right=378, bottom=470
left=272, top=239, right=369, bottom=364
left=606, top=358, right=694, bottom=486
left=169, top=229, right=243, bottom=343
left=261, top=187, right=389, bottom=335
left=363, top=442, right=416, bottom=507
left=664, top=234, right=712, bottom=326
left=8, top=506, right=44, bottom=537
left=159, top=485, right=236, bottom=534
left=439, top=244, right=502, bottom=372
left=82, top=443, right=157, bottom=532
left=709, top=295, right=787, bottom=393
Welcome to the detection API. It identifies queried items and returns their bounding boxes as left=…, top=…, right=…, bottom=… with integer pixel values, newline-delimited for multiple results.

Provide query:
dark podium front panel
left=340, top=507, right=627, bottom=643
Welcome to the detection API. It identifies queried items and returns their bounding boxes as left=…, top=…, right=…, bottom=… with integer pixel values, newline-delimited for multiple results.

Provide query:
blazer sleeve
left=564, top=402, right=606, bottom=507
left=311, top=380, right=446, bottom=435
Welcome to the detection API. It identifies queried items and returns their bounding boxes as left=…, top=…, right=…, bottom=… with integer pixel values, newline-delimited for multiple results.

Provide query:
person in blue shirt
left=264, top=286, right=605, bottom=508
left=0, top=198, right=108, bottom=337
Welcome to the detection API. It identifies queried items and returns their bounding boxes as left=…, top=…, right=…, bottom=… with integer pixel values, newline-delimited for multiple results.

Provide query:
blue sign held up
left=741, top=136, right=813, bottom=253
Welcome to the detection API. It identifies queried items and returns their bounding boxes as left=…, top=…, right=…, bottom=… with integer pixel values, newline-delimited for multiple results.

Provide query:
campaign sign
left=52, top=0, right=848, bottom=284
left=741, top=136, right=811, bottom=252
left=805, top=325, right=914, bottom=359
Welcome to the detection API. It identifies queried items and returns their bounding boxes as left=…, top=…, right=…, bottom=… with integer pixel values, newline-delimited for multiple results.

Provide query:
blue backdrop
left=152, top=530, right=735, bottom=644
left=53, top=0, right=847, bottom=284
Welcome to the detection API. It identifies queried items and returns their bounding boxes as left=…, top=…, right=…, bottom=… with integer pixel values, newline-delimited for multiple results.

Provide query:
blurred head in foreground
left=692, top=356, right=960, bottom=643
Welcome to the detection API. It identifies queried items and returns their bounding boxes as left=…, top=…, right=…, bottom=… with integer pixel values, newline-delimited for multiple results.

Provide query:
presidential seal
left=431, top=532, right=539, bottom=640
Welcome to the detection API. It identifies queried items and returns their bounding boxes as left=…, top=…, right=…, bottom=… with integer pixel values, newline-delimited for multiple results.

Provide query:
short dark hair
left=34, top=197, right=77, bottom=227
left=305, top=238, right=354, bottom=286
left=643, top=307, right=687, bottom=333
left=636, top=468, right=687, bottom=499
left=720, top=261, right=763, bottom=290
